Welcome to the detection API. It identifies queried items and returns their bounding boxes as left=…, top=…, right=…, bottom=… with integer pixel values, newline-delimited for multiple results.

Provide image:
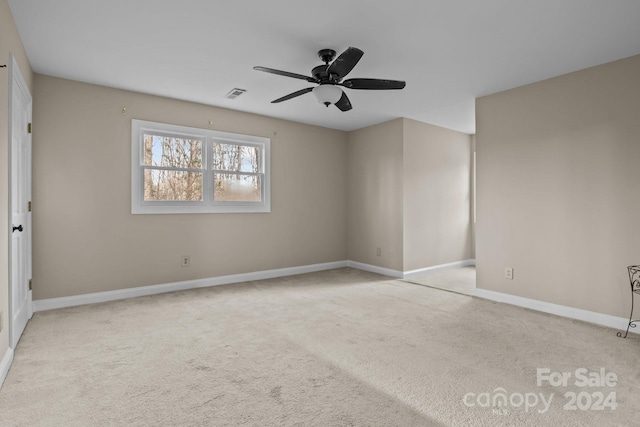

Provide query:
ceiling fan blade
left=254, top=66, right=316, bottom=82
left=335, top=91, right=352, bottom=112
left=341, top=78, right=406, bottom=90
left=271, top=87, right=314, bottom=103
left=328, top=47, right=364, bottom=79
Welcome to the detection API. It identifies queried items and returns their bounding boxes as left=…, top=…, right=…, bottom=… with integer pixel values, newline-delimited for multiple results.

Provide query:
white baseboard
left=33, top=261, right=348, bottom=312
left=34, top=258, right=631, bottom=336
left=0, top=347, right=14, bottom=388
left=33, top=259, right=480, bottom=311
left=403, top=259, right=476, bottom=279
left=346, top=259, right=477, bottom=280
left=474, top=288, right=638, bottom=335
left=346, top=260, right=404, bottom=278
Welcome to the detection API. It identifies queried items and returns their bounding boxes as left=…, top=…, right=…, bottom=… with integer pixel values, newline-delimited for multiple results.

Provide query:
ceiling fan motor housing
left=312, top=65, right=339, bottom=83
left=314, top=49, right=340, bottom=83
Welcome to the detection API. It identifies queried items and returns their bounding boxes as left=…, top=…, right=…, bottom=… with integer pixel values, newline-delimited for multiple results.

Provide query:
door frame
left=8, top=53, right=33, bottom=349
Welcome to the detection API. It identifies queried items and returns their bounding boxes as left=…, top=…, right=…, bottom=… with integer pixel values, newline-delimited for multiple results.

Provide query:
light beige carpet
left=1, top=268, right=639, bottom=426
left=404, top=266, right=476, bottom=296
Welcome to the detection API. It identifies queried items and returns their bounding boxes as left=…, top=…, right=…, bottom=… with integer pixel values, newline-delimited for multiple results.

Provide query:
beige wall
left=34, top=82, right=473, bottom=301
left=32, top=75, right=347, bottom=299
left=476, top=54, right=640, bottom=317
left=346, top=119, right=404, bottom=271
left=403, top=118, right=473, bottom=271
left=1, top=0, right=33, bottom=358
left=346, top=118, right=473, bottom=273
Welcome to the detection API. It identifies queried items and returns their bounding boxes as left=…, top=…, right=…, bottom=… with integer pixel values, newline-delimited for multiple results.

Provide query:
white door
left=9, top=54, right=33, bottom=348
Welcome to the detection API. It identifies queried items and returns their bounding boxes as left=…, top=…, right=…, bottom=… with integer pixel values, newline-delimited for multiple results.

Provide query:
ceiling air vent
left=225, top=88, right=247, bottom=100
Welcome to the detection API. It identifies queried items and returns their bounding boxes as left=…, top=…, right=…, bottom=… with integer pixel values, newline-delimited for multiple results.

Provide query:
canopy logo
left=462, top=388, right=553, bottom=414
left=462, top=367, right=618, bottom=415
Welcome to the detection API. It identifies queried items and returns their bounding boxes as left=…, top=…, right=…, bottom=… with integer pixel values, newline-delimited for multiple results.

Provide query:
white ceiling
left=8, top=0, right=640, bottom=134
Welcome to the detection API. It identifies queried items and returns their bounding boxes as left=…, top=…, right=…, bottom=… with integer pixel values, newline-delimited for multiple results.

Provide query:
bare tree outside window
left=212, top=143, right=261, bottom=202
left=132, top=119, right=270, bottom=214
left=143, top=134, right=203, bottom=201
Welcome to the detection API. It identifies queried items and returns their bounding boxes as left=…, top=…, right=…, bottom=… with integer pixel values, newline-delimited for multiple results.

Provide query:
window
left=132, top=120, right=270, bottom=214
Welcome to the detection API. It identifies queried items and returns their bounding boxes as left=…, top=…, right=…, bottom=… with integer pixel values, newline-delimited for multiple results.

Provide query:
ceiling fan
left=253, top=47, right=405, bottom=112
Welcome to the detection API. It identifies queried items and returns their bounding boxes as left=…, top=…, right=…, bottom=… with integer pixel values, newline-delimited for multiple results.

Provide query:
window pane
left=214, top=174, right=261, bottom=201
left=212, top=143, right=259, bottom=172
left=143, top=134, right=202, bottom=169
left=144, top=169, right=203, bottom=201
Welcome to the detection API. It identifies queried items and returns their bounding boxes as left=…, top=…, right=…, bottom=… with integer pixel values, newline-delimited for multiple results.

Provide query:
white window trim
left=131, top=119, right=270, bottom=214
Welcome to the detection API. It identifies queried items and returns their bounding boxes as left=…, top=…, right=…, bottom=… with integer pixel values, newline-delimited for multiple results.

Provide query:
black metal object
left=618, top=265, right=640, bottom=338
left=253, top=46, right=405, bottom=110
left=12, top=224, right=23, bottom=233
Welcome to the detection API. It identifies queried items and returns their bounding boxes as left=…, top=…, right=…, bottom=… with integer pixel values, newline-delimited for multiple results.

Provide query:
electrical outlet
left=376, top=247, right=382, bottom=257
left=181, top=256, right=190, bottom=267
left=505, top=267, right=514, bottom=280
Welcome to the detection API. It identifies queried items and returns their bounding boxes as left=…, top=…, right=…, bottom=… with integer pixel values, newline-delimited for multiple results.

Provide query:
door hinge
left=29, top=279, right=32, bottom=291
left=28, top=201, right=32, bottom=212
left=27, top=123, right=32, bottom=134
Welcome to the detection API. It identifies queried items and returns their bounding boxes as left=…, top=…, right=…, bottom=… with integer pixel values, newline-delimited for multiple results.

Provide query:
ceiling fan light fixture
left=313, top=84, right=342, bottom=107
